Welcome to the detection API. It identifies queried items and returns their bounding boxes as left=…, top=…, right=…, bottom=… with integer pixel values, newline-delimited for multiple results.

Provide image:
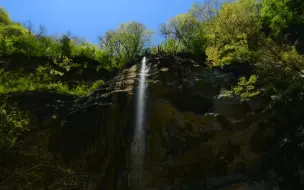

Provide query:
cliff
left=57, top=54, right=295, bottom=190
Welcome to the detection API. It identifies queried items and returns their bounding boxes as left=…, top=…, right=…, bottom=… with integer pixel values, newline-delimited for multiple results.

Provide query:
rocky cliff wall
left=61, top=54, right=292, bottom=190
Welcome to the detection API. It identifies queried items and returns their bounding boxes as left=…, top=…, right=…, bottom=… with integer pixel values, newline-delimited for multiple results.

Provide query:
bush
left=223, top=75, right=260, bottom=101
left=0, top=24, right=28, bottom=37
left=0, top=8, right=12, bottom=25
left=0, top=101, right=29, bottom=150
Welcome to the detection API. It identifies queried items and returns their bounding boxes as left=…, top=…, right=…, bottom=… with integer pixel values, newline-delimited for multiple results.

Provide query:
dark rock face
left=3, top=91, right=76, bottom=135
left=59, top=64, right=138, bottom=189
left=54, top=54, right=303, bottom=190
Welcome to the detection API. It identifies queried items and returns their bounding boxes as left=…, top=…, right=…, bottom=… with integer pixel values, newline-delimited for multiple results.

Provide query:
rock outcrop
left=60, top=54, right=292, bottom=190
left=61, top=64, right=138, bottom=190
left=142, top=55, right=274, bottom=189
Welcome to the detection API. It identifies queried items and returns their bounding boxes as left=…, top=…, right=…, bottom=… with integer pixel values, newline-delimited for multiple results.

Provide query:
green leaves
left=0, top=24, right=28, bottom=37
left=261, top=0, right=294, bottom=37
left=224, top=75, right=260, bottom=101
left=0, top=69, right=104, bottom=96
left=0, top=102, right=29, bottom=150
left=203, top=0, right=260, bottom=66
left=100, top=21, right=153, bottom=66
left=161, top=12, right=207, bottom=54
left=0, top=8, right=11, bottom=25
left=159, top=38, right=183, bottom=55
left=260, top=0, right=304, bottom=54
left=0, top=37, right=16, bottom=54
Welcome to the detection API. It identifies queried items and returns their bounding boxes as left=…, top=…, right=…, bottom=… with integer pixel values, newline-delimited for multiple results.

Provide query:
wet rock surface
left=35, top=54, right=304, bottom=190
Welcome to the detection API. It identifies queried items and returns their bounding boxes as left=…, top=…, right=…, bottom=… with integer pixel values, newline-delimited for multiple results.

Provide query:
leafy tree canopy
left=100, top=21, right=153, bottom=66
left=0, top=8, right=11, bottom=25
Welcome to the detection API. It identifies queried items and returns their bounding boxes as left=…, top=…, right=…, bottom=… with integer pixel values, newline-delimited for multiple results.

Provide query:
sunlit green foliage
left=0, top=36, right=16, bottom=54
left=261, top=0, right=293, bottom=37
left=73, top=42, right=97, bottom=58
left=205, top=0, right=260, bottom=66
left=100, top=21, right=153, bottom=66
left=260, top=0, right=304, bottom=56
left=159, top=39, right=184, bottom=55
left=224, top=75, right=260, bottom=101
left=158, top=0, right=304, bottom=106
left=261, top=0, right=304, bottom=37
left=0, top=24, right=28, bottom=37
left=0, top=69, right=104, bottom=96
left=160, top=6, right=208, bottom=54
left=0, top=8, right=11, bottom=25
left=161, top=14, right=199, bottom=50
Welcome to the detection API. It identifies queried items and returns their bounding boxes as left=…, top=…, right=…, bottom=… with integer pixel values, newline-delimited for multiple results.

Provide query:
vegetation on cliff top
left=1, top=0, right=304, bottom=188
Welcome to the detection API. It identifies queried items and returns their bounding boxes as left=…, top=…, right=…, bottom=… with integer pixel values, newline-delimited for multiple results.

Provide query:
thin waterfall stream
left=131, top=57, right=148, bottom=190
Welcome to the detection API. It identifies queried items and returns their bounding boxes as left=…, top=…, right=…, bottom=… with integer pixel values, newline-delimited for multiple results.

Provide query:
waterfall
left=131, top=57, right=148, bottom=190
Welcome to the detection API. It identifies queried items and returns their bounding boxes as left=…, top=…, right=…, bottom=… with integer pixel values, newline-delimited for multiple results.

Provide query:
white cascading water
left=131, top=57, right=148, bottom=190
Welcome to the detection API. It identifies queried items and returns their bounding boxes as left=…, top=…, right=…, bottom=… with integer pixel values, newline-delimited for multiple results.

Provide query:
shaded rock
left=58, top=54, right=277, bottom=190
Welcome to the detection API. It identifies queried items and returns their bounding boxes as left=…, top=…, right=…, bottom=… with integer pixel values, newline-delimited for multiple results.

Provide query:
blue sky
left=0, top=0, right=202, bottom=45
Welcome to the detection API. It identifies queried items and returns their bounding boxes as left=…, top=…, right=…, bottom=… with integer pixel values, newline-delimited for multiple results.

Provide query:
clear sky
left=0, top=0, right=202, bottom=45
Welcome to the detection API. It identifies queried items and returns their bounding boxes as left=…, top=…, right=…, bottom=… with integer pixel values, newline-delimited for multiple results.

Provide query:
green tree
left=0, top=37, right=16, bottom=55
left=261, top=0, right=304, bottom=37
left=0, top=8, right=11, bottom=25
left=188, top=1, right=219, bottom=22
left=0, top=24, right=28, bottom=37
left=100, top=21, right=153, bottom=66
left=161, top=13, right=206, bottom=54
left=205, top=0, right=261, bottom=66
left=60, top=34, right=72, bottom=57
left=261, top=0, right=304, bottom=52
left=73, top=42, right=98, bottom=59
left=158, top=39, right=183, bottom=55
left=160, top=1, right=219, bottom=55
